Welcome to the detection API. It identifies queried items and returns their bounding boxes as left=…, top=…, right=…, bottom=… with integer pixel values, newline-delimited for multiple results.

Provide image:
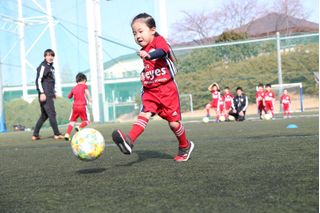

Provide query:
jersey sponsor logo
left=143, top=67, right=167, bottom=81
left=172, top=111, right=178, bottom=117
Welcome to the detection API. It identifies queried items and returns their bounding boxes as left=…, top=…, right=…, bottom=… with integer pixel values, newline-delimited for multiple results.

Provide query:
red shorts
left=218, top=105, right=224, bottom=113
left=265, top=101, right=274, bottom=111
left=257, top=101, right=264, bottom=112
left=283, top=104, right=290, bottom=112
left=142, top=80, right=181, bottom=122
left=225, top=102, right=232, bottom=111
left=69, top=105, right=89, bottom=122
left=210, top=101, right=218, bottom=109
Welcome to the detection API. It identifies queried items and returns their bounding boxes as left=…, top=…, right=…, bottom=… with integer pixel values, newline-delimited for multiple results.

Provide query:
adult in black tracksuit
left=32, top=49, right=63, bottom=140
left=229, top=87, right=248, bottom=121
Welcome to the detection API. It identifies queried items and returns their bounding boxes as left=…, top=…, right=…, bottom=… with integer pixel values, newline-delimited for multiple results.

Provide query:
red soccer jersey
left=141, top=35, right=175, bottom=89
left=280, top=94, right=290, bottom=104
left=256, top=91, right=265, bottom=102
left=211, top=90, right=220, bottom=104
left=223, top=92, right=234, bottom=110
left=218, top=95, right=225, bottom=111
left=68, top=83, right=88, bottom=107
left=264, top=91, right=275, bottom=102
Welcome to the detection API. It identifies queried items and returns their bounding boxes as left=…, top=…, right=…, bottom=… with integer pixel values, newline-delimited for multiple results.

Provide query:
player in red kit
left=112, top=13, right=194, bottom=162
left=64, top=73, right=92, bottom=141
left=223, top=87, right=234, bottom=120
left=280, top=89, right=291, bottom=118
left=205, top=83, right=220, bottom=121
left=256, top=83, right=265, bottom=119
left=264, top=84, right=275, bottom=118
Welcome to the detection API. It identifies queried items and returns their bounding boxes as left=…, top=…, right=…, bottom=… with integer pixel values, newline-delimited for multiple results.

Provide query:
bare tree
left=272, top=0, right=310, bottom=34
left=170, top=10, right=220, bottom=44
left=218, top=0, right=265, bottom=31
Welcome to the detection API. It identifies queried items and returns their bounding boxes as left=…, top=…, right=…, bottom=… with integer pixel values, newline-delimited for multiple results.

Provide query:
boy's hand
left=39, top=93, right=46, bottom=102
left=138, top=51, right=150, bottom=59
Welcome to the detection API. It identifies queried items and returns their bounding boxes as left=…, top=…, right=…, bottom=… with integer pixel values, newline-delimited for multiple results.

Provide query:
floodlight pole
left=276, top=32, right=284, bottom=112
left=0, top=58, right=7, bottom=132
left=86, top=0, right=105, bottom=122
left=17, top=0, right=28, bottom=100
left=276, top=32, right=283, bottom=86
left=158, top=0, right=168, bottom=38
left=46, top=0, right=62, bottom=96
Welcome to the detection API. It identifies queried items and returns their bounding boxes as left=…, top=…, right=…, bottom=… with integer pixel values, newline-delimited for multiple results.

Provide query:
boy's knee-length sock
left=66, top=122, right=75, bottom=134
left=79, top=121, right=90, bottom=128
left=128, top=116, right=149, bottom=143
left=172, top=122, right=189, bottom=149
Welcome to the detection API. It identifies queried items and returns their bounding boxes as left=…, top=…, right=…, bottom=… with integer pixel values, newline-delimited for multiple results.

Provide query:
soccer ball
left=228, top=115, right=235, bottom=121
left=219, top=116, right=226, bottom=122
left=71, top=128, right=105, bottom=161
left=202, top=117, right=209, bottom=123
left=263, top=113, right=273, bottom=120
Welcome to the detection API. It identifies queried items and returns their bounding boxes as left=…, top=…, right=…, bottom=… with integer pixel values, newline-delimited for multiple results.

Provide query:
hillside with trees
left=175, top=42, right=319, bottom=110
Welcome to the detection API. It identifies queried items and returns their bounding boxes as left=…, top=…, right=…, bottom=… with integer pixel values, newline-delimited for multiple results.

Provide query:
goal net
left=257, top=83, right=303, bottom=113
left=179, top=94, right=194, bottom=113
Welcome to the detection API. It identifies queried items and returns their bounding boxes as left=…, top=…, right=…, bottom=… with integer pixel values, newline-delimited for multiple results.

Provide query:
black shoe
left=112, top=129, right=133, bottom=155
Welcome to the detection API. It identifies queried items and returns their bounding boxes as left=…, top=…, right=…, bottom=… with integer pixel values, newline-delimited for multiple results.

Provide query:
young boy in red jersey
left=205, top=83, right=220, bottom=121
left=256, top=83, right=265, bottom=119
left=223, top=87, right=234, bottom=120
left=264, top=84, right=275, bottom=118
left=64, top=73, right=92, bottom=141
left=112, top=13, right=194, bottom=162
left=280, top=89, right=291, bottom=118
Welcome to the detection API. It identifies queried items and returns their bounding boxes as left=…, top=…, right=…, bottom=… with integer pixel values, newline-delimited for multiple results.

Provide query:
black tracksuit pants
left=33, top=96, right=61, bottom=136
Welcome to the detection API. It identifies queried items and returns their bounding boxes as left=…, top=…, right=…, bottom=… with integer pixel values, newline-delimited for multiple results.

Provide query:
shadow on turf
left=76, top=168, right=106, bottom=174
left=117, top=150, right=173, bottom=167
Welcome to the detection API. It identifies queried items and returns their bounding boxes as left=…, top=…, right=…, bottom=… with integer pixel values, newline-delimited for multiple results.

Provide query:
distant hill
left=233, top=12, right=319, bottom=37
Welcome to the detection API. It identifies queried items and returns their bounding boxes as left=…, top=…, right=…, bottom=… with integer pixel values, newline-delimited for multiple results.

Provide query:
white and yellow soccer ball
left=71, top=128, right=105, bottom=161
left=263, top=113, right=273, bottom=120
left=202, top=117, right=210, bottom=123
left=219, top=116, right=226, bottom=122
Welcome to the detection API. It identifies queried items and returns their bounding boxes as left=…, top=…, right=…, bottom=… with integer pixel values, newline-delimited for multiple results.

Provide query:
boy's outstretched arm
left=85, top=89, right=92, bottom=104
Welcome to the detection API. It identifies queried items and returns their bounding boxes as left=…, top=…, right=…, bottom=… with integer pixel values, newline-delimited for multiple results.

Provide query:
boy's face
left=224, top=89, right=229, bottom=94
left=132, top=20, right=156, bottom=47
left=212, top=86, right=217, bottom=91
left=283, top=90, right=288, bottom=95
left=236, top=89, right=242, bottom=96
left=44, top=54, right=54, bottom=64
left=266, top=86, right=271, bottom=91
left=258, top=86, right=264, bottom=92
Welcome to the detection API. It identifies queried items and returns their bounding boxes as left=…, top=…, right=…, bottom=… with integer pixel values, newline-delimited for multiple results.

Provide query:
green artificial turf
left=0, top=116, right=318, bottom=213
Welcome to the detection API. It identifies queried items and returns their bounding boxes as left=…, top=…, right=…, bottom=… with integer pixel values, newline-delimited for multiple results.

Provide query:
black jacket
left=232, top=94, right=248, bottom=112
left=35, top=60, right=56, bottom=97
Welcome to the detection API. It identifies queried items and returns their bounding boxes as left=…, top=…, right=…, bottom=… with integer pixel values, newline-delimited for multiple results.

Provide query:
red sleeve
left=256, top=92, right=259, bottom=98
left=68, top=88, right=73, bottom=99
left=154, top=36, right=170, bottom=53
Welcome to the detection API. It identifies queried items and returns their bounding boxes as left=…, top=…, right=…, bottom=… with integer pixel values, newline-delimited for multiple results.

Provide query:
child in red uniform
left=280, top=89, right=291, bottom=118
left=112, top=13, right=194, bottom=162
left=223, top=87, right=234, bottom=120
left=264, top=84, right=275, bottom=118
left=64, top=73, right=92, bottom=141
left=205, top=83, right=220, bottom=121
left=256, top=83, right=265, bottom=119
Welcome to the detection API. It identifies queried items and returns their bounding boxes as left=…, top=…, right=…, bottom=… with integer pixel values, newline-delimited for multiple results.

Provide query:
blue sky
left=0, top=0, right=318, bottom=86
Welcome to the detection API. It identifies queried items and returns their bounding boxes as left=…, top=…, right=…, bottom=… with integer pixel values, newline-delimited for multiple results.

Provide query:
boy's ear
left=151, top=27, right=156, bottom=35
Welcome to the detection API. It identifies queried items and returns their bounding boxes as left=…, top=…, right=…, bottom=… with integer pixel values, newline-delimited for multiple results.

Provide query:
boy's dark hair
left=265, top=83, right=271, bottom=88
left=132, top=13, right=159, bottom=36
left=76, top=72, right=87, bottom=83
left=224, top=86, right=230, bottom=90
left=236, top=86, right=243, bottom=91
left=258, top=83, right=264, bottom=87
left=44, top=49, right=55, bottom=57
